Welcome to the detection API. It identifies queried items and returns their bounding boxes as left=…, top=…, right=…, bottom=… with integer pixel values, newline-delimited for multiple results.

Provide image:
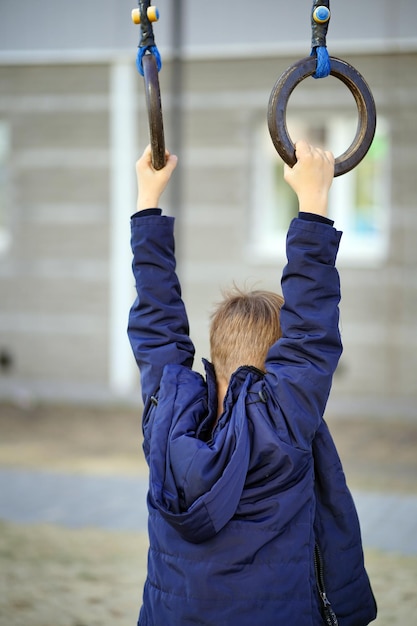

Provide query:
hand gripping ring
left=142, top=53, right=166, bottom=170
left=267, top=56, right=377, bottom=177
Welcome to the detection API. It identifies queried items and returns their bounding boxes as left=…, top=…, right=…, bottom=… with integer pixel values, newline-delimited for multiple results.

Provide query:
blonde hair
left=209, top=287, right=284, bottom=383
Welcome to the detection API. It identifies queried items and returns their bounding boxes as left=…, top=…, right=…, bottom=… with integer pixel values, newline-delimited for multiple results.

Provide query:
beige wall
left=0, top=64, right=112, bottom=401
left=0, top=51, right=416, bottom=417
left=178, top=53, right=417, bottom=418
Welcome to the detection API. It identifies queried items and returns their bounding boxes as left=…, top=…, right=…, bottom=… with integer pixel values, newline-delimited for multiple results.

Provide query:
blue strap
left=310, top=1, right=331, bottom=79
left=136, top=45, right=162, bottom=76
left=136, top=0, right=163, bottom=76
left=311, top=45, right=331, bottom=79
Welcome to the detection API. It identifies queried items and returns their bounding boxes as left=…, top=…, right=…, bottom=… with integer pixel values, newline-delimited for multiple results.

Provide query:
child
left=128, top=141, right=377, bottom=626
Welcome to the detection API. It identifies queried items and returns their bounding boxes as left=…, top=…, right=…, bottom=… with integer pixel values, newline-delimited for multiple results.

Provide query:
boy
left=128, top=141, right=377, bottom=625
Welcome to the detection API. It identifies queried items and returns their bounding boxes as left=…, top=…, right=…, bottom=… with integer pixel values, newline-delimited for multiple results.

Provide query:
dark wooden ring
left=143, top=53, right=166, bottom=170
left=267, top=56, right=377, bottom=177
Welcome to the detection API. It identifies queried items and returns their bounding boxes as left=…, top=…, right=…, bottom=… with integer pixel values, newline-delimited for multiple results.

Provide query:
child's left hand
left=283, top=141, right=334, bottom=217
left=136, top=144, right=178, bottom=211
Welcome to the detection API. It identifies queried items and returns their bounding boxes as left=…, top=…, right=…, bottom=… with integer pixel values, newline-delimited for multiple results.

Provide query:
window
left=250, top=116, right=390, bottom=266
left=0, top=121, right=11, bottom=256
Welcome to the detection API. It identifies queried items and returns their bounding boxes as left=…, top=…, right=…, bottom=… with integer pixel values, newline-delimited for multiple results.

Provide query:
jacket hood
left=147, top=361, right=251, bottom=543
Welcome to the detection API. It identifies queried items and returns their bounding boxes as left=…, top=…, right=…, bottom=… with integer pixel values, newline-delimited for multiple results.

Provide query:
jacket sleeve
left=127, top=214, right=195, bottom=403
left=264, top=217, right=343, bottom=448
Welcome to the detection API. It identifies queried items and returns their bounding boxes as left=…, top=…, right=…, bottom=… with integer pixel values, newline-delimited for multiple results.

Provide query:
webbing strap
left=310, top=0, right=331, bottom=79
left=136, top=0, right=162, bottom=76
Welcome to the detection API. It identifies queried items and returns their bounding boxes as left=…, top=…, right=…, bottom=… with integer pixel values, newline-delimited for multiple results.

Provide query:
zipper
left=314, top=544, right=339, bottom=626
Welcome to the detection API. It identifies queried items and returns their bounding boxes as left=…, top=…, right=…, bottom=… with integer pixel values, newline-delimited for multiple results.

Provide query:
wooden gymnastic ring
left=267, top=56, right=377, bottom=177
left=142, top=53, right=166, bottom=170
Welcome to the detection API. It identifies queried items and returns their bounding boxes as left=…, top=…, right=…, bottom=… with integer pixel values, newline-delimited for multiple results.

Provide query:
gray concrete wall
left=1, top=0, right=415, bottom=57
left=0, top=1, right=416, bottom=417
left=177, top=52, right=417, bottom=418
left=0, top=64, right=112, bottom=401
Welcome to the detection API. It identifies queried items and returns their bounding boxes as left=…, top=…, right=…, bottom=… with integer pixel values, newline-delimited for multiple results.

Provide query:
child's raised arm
left=136, top=144, right=178, bottom=212
left=262, top=142, right=341, bottom=447
left=284, top=140, right=334, bottom=217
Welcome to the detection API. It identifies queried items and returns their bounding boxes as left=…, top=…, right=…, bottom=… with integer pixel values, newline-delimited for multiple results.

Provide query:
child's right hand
left=283, top=141, right=334, bottom=217
left=136, top=144, right=178, bottom=212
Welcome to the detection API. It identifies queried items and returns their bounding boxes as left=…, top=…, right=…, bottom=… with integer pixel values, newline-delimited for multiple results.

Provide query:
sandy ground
left=0, top=402, right=416, bottom=625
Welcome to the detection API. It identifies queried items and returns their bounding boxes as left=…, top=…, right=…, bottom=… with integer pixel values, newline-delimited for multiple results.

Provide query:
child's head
left=209, top=287, right=284, bottom=384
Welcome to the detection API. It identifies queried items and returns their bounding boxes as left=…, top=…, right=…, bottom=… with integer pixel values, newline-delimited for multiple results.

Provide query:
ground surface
left=0, top=402, right=416, bottom=626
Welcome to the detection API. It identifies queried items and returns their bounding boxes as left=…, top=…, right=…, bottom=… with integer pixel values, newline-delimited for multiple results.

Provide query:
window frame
left=0, top=120, right=11, bottom=257
left=249, top=114, right=391, bottom=268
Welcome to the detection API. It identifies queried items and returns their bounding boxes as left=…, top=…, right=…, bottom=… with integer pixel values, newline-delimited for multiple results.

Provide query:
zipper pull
left=321, top=596, right=339, bottom=626
left=315, top=543, right=339, bottom=625
left=320, top=591, right=331, bottom=607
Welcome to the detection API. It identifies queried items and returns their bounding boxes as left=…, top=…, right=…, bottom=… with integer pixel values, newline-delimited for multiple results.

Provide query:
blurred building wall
left=0, top=0, right=416, bottom=417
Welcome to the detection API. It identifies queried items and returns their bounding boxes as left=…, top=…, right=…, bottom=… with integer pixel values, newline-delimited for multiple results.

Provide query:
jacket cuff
left=131, top=208, right=162, bottom=219
left=298, top=211, right=334, bottom=227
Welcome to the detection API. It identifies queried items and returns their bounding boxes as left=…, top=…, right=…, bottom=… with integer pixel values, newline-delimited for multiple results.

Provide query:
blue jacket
left=128, top=214, right=377, bottom=626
